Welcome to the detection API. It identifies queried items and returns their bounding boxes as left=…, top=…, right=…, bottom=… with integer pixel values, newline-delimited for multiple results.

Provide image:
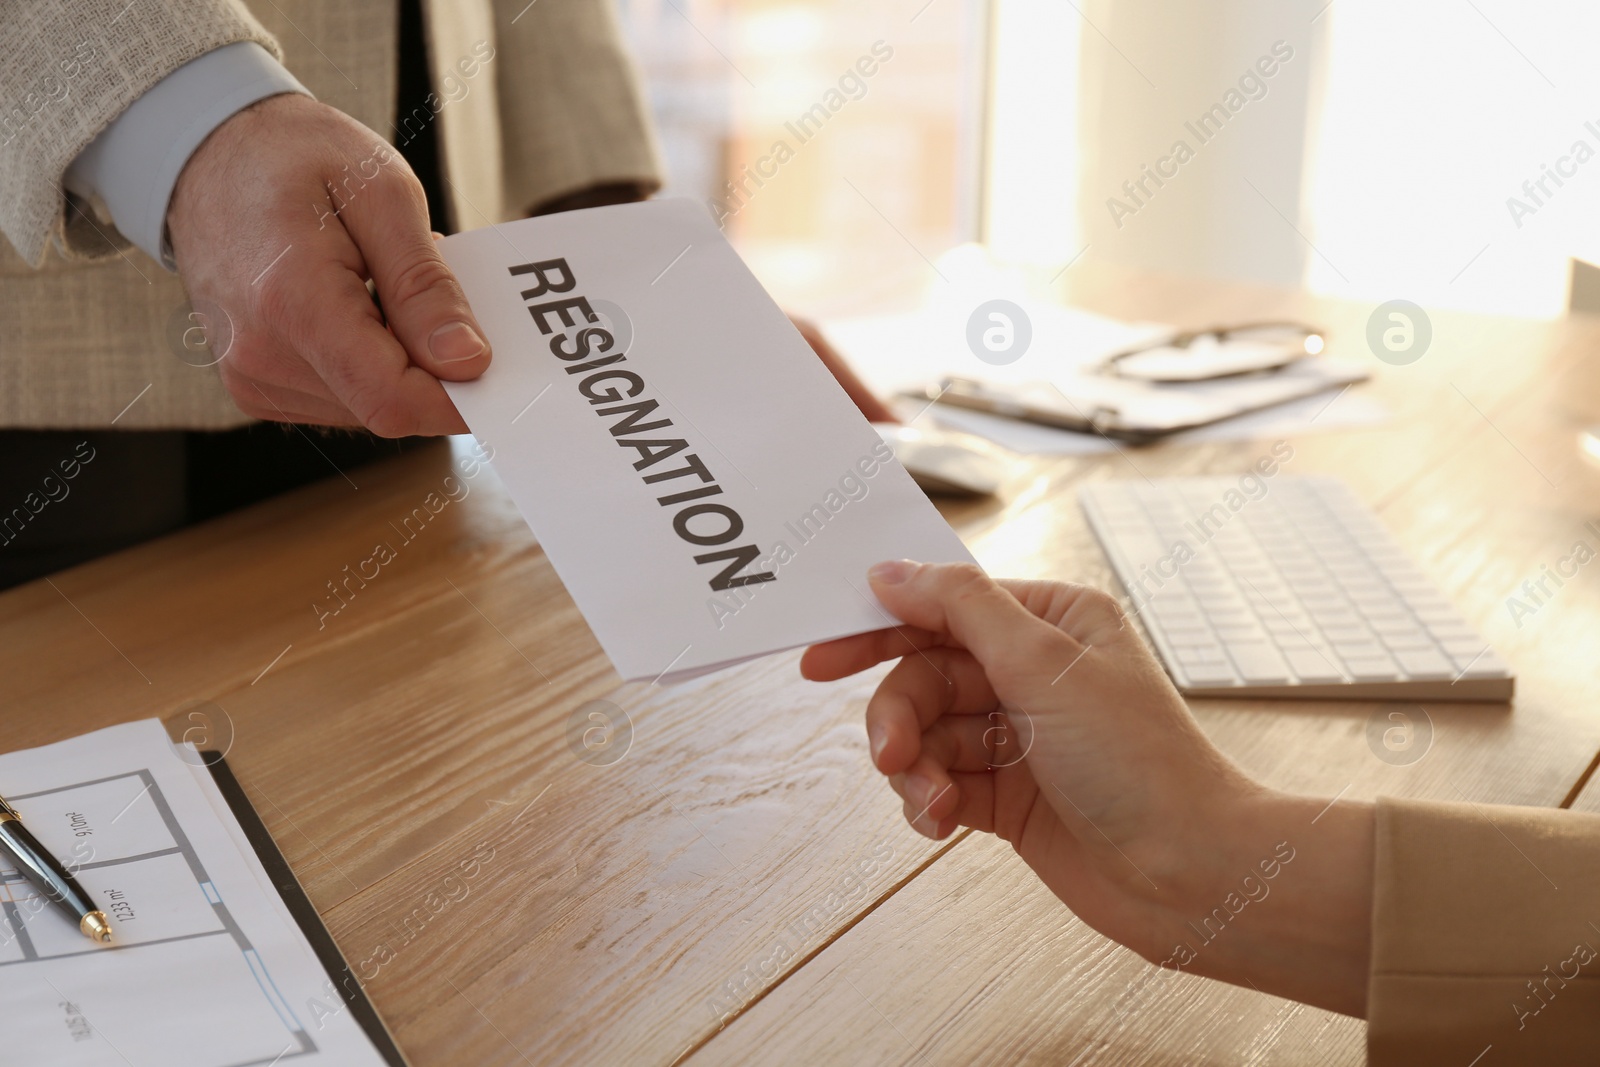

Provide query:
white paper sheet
left=0, top=721, right=387, bottom=1067
left=439, top=199, right=974, bottom=684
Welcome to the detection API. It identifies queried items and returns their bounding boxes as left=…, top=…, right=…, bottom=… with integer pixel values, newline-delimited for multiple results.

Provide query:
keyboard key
left=1082, top=478, right=1513, bottom=698
left=1227, top=644, right=1290, bottom=684
left=1393, top=649, right=1454, bottom=681
left=1418, top=609, right=1466, bottom=627
left=1451, top=650, right=1511, bottom=678
left=1339, top=655, right=1400, bottom=682
left=1354, top=600, right=1406, bottom=620
left=1441, top=637, right=1492, bottom=659
left=1284, top=649, right=1345, bottom=684
left=1181, top=663, right=1240, bottom=687
left=1154, top=608, right=1203, bottom=626
left=1452, top=643, right=1510, bottom=668
left=1381, top=630, right=1436, bottom=651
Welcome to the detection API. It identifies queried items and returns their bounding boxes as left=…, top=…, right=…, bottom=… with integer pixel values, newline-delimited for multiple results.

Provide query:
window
left=1302, top=1, right=1600, bottom=316
left=617, top=0, right=986, bottom=309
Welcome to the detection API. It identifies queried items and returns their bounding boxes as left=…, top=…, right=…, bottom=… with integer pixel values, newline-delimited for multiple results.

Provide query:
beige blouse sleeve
left=1369, top=796, right=1600, bottom=1064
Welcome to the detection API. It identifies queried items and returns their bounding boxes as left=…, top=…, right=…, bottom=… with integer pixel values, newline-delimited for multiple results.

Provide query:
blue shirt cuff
left=63, top=42, right=311, bottom=270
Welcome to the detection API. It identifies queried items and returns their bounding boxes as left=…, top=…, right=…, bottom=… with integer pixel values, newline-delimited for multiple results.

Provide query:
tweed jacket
left=0, top=0, right=662, bottom=428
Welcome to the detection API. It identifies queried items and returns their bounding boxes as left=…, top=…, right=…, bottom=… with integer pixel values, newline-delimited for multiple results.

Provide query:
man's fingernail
left=868, top=723, right=887, bottom=765
left=869, top=560, right=914, bottom=585
left=429, top=321, right=487, bottom=364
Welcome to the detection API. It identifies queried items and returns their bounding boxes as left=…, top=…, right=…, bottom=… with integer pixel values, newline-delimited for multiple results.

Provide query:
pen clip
left=0, top=796, right=17, bottom=821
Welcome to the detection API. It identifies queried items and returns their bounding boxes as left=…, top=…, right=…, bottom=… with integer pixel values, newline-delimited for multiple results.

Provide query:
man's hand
left=790, top=316, right=897, bottom=423
left=167, top=94, right=489, bottom=436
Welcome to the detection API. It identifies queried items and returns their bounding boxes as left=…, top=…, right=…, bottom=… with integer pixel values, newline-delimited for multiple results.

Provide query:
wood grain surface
left=3, top=271, right=1597, bottom=1066
left=688, top=272, right=1600, bottom=1065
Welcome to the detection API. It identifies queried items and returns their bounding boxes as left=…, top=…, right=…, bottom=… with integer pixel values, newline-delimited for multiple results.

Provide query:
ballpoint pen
left=0, top=794, right=113, bottom=943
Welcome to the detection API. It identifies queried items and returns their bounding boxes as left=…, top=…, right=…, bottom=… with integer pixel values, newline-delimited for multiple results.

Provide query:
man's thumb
left=344, top=173, right=491, bottom=381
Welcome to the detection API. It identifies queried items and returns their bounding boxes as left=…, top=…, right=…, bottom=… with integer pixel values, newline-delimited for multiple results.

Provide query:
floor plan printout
left=0, top=720, right=387, bottom=1066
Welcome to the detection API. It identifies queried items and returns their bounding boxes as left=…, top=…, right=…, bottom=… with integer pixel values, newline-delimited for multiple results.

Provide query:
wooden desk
left=5, top=270, right=1598, bottom=1065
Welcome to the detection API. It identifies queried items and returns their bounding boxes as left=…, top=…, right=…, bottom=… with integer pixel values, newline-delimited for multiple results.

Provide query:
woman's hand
left=802, top=560, right=1375, bottom=1018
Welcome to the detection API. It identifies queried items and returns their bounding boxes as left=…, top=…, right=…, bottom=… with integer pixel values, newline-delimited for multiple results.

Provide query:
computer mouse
left=874, top=423, right=1011, bottom=497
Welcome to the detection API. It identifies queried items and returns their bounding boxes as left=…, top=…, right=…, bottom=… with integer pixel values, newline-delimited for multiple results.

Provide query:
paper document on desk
left=439, top=199, right=973, bottom=684
left=824, top=311, right=1379, bottom=452
left=931, top=356, right=1370, bottom=440
left=0, top=720, right=388, bottom=1067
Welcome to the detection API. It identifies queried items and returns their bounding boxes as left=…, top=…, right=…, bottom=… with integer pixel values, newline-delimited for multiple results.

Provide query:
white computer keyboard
left=1080, top=476, right=1514, bottom=701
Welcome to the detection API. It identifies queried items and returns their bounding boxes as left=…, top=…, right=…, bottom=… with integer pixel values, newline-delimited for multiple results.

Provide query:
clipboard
left=920, top=358, right=1369, bottom=444
left=201, top=752, right=410, bottom=1067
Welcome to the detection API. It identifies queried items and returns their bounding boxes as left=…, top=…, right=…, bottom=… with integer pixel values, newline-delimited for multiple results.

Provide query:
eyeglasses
left=1094, top=321, right=1325, bottom=382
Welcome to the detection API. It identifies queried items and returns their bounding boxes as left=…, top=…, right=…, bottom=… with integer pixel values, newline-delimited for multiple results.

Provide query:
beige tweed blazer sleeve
left=0, top=0, right=664, bottom=429
left=0, top=0, right=281, bottom=266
